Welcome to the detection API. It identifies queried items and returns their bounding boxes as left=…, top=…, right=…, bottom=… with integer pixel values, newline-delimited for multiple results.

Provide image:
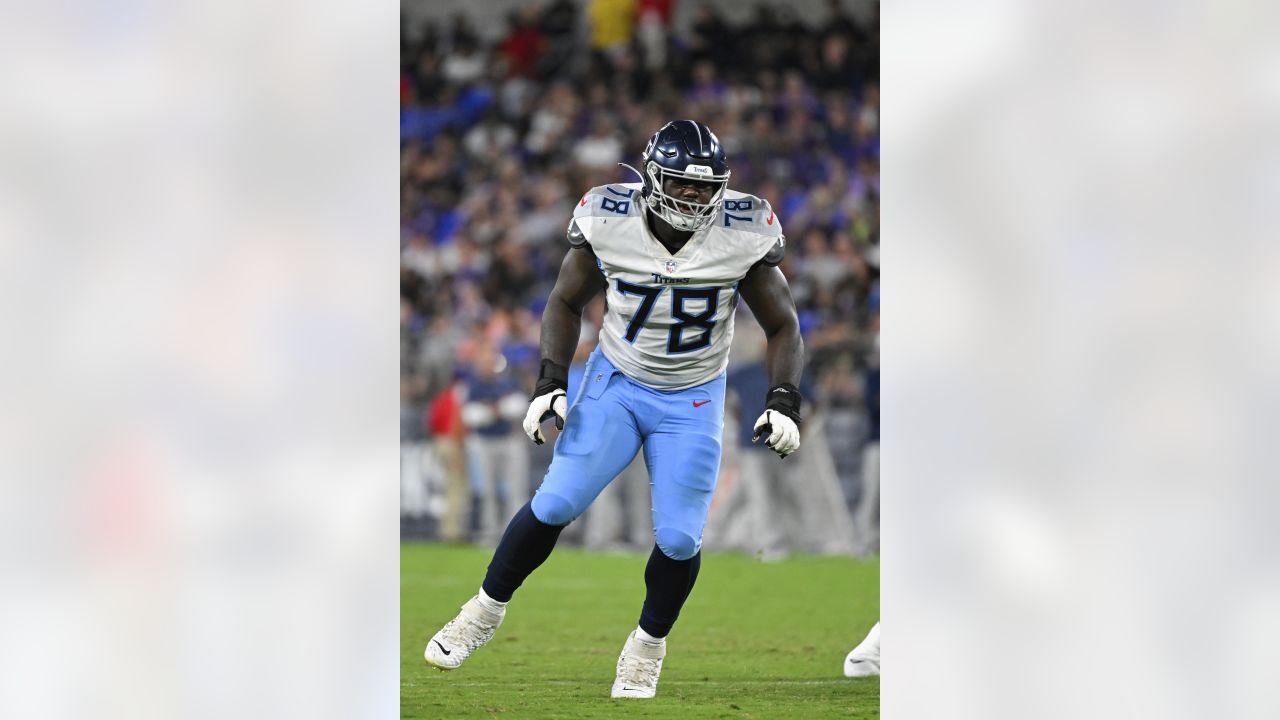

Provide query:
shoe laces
left=617, top=644, right=663, bottom=688
left=439, top=605, right=500, bottom=651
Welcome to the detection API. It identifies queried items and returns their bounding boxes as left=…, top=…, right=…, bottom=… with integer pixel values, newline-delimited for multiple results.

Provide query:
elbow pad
left=566, top=219, right=589, bottom=248
left=760, top=236, right=786, bottom=267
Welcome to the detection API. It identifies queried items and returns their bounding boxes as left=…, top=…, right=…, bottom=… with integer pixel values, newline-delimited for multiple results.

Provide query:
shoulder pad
left=566, top=218, right=588, bottom=248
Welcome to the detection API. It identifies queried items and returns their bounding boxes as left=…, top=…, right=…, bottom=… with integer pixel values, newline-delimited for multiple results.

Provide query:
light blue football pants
left=530, top=349, right=726, bottom=560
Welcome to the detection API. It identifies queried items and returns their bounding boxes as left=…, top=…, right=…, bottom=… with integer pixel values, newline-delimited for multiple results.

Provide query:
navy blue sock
left=481, top=502, right=565, bottom=602
left=638, top=545, right=702, bottom=638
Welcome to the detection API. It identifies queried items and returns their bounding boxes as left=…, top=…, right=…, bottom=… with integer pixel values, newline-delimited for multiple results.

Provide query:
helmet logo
left=684, top=164, right=713, bottom=175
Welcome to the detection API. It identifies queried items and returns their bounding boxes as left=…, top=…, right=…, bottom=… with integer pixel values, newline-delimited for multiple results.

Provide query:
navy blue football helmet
left=626, top=120, right=731, bottom=232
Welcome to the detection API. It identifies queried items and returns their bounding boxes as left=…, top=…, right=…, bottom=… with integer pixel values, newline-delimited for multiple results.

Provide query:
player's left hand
left=752, top=383, right=802, bottom=458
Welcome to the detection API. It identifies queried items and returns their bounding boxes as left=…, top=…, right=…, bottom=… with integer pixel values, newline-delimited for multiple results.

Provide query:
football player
left=424, top=120, right=805, bottom=699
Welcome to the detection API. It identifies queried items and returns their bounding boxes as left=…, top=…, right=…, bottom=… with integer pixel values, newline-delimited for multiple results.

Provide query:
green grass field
left=402, top=543, right=879, bottom=719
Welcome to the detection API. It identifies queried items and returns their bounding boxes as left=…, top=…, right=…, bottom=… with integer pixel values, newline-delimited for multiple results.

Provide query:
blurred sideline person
left=461, top=342, right=530, bottom=544
left=854, top=339, right=879, bottom=554
left=588, top=0, right=638, bottom=66
left=844, top=621, right=880, bottom=677
left=636, top=0, right=672, bottom=71
left=424, top=121, right=804, bottom=699
left=427, top=379, right=469, bottom=542
left=706, top=335, right=857, bottom=558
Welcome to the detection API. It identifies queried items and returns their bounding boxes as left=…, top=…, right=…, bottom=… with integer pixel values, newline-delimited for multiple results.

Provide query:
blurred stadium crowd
left=401, top=0, right=880, bottom=556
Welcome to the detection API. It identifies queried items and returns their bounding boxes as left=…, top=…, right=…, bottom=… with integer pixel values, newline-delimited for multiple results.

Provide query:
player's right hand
left=524, top=359, right=571, bottom=445
left=522, top=389, right=567, bottom=445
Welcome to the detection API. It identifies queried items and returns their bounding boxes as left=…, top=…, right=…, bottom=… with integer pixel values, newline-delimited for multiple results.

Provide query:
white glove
left=522, top=388, right=568, bottom=445
left=752, top=409, right=800, bottom=458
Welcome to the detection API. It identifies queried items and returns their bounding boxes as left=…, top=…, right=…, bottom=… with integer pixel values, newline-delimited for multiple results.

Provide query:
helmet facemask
left=643, top=161, right=730, bottom=233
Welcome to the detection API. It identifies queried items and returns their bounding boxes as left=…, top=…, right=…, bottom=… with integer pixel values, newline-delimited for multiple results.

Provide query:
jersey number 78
left=616, top=280, right=720, bottom=354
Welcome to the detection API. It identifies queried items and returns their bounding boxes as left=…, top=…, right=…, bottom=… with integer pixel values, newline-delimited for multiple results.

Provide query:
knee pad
left=655, top=527, right=700, bottom=561
left=531, top=492, right=578, bottom=526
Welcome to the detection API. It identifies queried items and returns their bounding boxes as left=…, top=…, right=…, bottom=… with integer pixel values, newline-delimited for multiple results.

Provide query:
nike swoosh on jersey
left=693, top=400, right=711, bottom=407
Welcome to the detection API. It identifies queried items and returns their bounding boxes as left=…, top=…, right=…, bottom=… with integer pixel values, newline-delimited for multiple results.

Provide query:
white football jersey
left=568, top=182, right=785, bottom=391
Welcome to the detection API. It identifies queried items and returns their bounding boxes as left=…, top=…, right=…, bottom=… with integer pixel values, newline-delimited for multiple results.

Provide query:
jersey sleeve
left=566, top=183, right=641, bottom=249
left=753, top=199, right=785, bottom=266
left=724, top=192, right=786, bottom=266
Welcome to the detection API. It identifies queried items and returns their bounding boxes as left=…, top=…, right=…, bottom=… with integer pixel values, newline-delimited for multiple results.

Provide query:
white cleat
left=610, top=630, right=666, bottom=699
left=424, top=595, right=505, bottom=671
left=843, top=653, right=880, bottom=677
left=843, top=621, right=880, bottom=678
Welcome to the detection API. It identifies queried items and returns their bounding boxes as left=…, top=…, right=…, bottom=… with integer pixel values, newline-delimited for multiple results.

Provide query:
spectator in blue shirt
left=461, top=341, right=529, bottom=544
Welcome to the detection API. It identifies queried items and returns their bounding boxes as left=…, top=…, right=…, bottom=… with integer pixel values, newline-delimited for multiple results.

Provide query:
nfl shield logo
left=664, top=260, right=678, bottom=275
